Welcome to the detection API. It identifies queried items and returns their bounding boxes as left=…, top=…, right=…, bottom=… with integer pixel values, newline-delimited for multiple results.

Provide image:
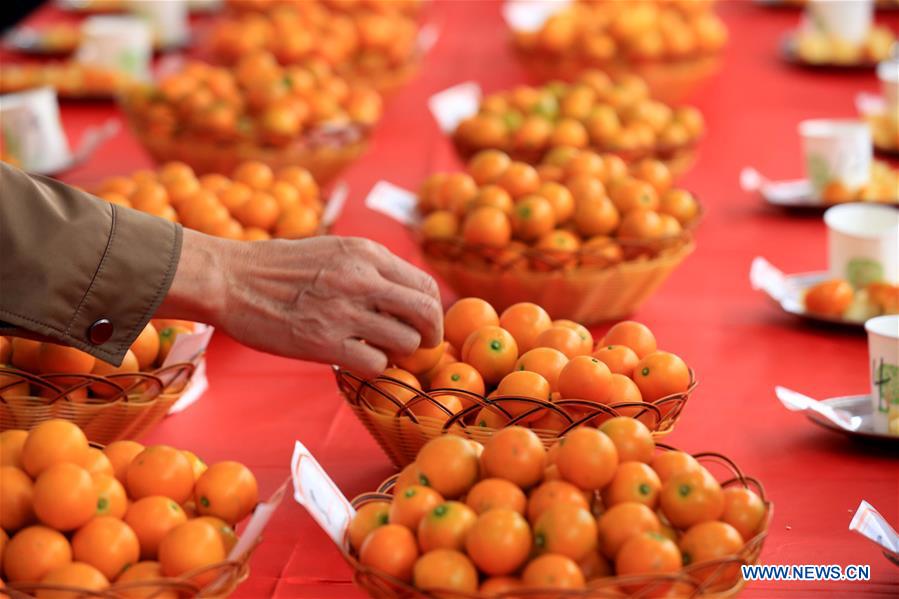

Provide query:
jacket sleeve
left=0, top=161, right=182, bottom=365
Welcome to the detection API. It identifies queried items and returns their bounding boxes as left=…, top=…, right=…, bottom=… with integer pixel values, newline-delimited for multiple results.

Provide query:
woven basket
left=421, top=237, right=695, bottom=325
left=120, top=96, right=370, bottom=184
left=512, top=49, right=723, bottom=104
left=342, top=444, right=772, bottom=598
left=335, top=368, right=697, bottom=469
left=2, top=555, right=252, bottom=599
left=0, top=362, right=196, bottom=445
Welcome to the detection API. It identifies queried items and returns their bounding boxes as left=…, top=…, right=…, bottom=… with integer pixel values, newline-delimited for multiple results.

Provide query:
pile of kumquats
left=359, top=297, right=692, bottom=429
left=452, top=71, right=704, bottom=160
left=0, top=319, right=195, bottom=402
left=92, top=161, right=323, bottom=241
left=510, top=0, right=728, bottom=65
left=349, top=424, right=767, bottom=594
left=121, top=52, right=382, bottom=148
left=803, top=279, right=899, bottom=322
left=0, top=419, right=258, bottom=592
left=417, top=149, right=699, bottom=270
left=206, top=0, right=422, bottom=89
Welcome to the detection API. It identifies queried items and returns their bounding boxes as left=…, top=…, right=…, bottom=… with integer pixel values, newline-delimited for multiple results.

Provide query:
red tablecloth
left=5, top=1, right=899, bottom=597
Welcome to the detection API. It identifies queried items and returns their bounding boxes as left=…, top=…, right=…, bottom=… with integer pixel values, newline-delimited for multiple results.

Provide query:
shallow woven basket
left=512, top=49, right=723, bottom=104
left=0, top=363, right=195, bottom=445
left=2, top=553, right=253, bottom=599
left=120, top=96, right=370, bottom=184
left=335, top=368, right=697, bottom=469
left=421, top=235, right=695, bottom=325
left=343, top=443, right=772, bottom=598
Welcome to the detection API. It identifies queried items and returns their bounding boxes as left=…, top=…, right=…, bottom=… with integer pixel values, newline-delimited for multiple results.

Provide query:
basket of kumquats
left=0, top=319, right=211, bottom=445
left=343, top=426, right=771, bottom=598
left=203, top=0, right=429, bottom=94
left=0, top=420, right=283, bottom=598
left=506, top=0, right=727, bottom=103
left=415, top=148, right=699, bottom=323
left=335, top=297, right=696, bottom=468
left=452, top=72, right=703, bottom=176
left=119, top=52, right=382, bottom=183
left=90, top=160, right=333, bottom=241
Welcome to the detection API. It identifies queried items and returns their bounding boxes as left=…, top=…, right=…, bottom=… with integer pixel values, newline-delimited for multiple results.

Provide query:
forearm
left=155, top=228, right=230, bottom=327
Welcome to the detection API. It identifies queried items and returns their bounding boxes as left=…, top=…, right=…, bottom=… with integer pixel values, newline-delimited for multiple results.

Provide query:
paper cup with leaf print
left=805, top=0, right=873, bottom=45
left=75, top=16, right=151, bottom=81
left=824, top=203, right=899, bottom=289
left=127, top=0, right=189, bottom=48
left=865, top=315, right=899, bottom=435
left=799, top=119, right=872, bottom=200
left=0, top=87, right=72, bottom=173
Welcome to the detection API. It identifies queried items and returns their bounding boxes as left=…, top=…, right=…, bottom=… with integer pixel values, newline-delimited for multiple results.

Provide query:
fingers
left=336, top=338, right=388, bottom=379
left=353, top=311, right=421, bottom=356
left=372, top=281, right=444, bottom=349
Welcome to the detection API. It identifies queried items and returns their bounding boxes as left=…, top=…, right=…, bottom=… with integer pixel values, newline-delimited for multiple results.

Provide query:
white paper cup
left=877, top=58, right=899, bottom=120
left=75, top=16, right=152, bottom=80
left=127, top=0, right=189, bottom=48
left=824, top=203, right=899, bottom=288
left=806, top=0, right=873, bottom=45
left=0, top=87, right=72, bottom=174
left=865, top=315, right=899, bottom=435
left=799, top=119, right=872, bottom=199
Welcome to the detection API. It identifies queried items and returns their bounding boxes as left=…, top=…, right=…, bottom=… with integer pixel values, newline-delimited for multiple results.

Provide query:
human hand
left=158, top=230, right=443, bottom=377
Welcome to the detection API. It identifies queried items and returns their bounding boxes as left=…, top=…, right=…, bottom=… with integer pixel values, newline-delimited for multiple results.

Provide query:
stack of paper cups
left=128, top=0, right=189, bottom=49
left=806, top=0, right=873, bottom=45
left=0, top=87, right=72, bottom=174
left=75, top=16, right=152, bottom=81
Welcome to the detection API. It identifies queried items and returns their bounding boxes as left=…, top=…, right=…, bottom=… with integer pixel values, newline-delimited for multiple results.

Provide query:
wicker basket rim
left=422, top=238, right=696, bottom=277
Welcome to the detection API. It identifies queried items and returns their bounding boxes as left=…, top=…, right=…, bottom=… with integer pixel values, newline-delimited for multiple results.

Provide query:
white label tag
left=228, top=478, right=290, bottom=561
left=428, top=81, right=481, bottom=134
left=321, top=181, right=349, bottom=229
left=364, top=180, right=419, bottom=226
left=502, top=0, right=571, bottom=33
left=850, top=500, right=899, bottom=554
left=417, top=22, right=441, bottom=56
left=291, top=441, right=356, bottom=547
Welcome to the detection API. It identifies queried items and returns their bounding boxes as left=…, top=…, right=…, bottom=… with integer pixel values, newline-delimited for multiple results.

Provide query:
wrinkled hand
left=159, top=231, right=443, bottom=377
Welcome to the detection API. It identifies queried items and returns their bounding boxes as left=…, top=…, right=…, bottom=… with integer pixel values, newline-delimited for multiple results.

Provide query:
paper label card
left=502, top=0, right=571, bottom=33
left=850, top=500, right=899, bottom=555
left=365, top=180, right=419, bottom=226
left=428, top=81, right=481, bottom=134
left=291, top=441, right=356, bottom=547
left=321, top=181, right=349, bottom=229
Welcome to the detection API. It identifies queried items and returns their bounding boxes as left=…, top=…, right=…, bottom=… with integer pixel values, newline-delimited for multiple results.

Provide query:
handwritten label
left=291, top=441, right=355, bottom=547
left=428, top=81, right=481, bottom=134
left=364, top=180, right=419, bottom=226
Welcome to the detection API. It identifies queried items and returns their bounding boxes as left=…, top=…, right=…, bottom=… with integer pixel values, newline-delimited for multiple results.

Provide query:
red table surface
left=5, top=1, right=899, bottom=597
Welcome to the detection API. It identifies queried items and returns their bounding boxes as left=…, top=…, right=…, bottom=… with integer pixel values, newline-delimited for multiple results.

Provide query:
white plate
left=806, top=394, right=899, bottom=444
left=750, top=257, right=868, bottom=329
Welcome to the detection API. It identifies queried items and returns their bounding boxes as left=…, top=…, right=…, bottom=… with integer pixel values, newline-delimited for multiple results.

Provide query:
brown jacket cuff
left=0, top=162, right=183, bottom=365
